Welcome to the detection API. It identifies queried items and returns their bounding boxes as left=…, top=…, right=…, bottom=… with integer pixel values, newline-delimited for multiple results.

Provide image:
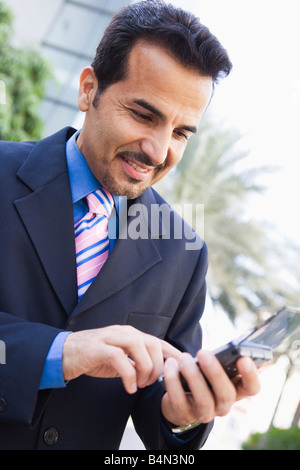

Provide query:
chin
left=100, top=173, right=149, bottom=199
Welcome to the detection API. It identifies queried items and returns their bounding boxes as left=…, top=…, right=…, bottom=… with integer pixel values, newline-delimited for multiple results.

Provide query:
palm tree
left=155, top=114, right=299, bottom=322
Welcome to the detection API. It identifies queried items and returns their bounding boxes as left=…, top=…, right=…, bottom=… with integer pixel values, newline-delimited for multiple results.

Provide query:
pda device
left=159, top=306, right=300, bottom=392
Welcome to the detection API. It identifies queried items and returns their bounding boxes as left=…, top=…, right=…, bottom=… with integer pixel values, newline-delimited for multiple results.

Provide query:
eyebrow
left=133, top=99, right=164, bottom=119
left=133, top=99, right=198, bottom=134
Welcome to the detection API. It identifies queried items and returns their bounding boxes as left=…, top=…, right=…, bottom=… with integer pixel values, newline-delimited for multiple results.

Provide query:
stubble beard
left=100, top=151, right=164, bottom=199
left=95, top=150, right=164, bottom=199
left=100, top=170, right=149, bottom=200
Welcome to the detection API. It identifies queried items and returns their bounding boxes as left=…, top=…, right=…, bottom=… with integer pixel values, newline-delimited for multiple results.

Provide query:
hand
left=161, top=350, right=261, bottom=428
left=62, top=325, right=182, bottom=394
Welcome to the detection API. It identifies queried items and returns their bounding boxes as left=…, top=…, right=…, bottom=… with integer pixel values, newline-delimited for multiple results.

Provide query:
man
left=0, top=0, right=260, bottom=449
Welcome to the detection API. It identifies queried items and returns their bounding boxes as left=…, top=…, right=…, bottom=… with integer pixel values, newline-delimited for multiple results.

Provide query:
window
left=40, top=0, right=133, bottom=136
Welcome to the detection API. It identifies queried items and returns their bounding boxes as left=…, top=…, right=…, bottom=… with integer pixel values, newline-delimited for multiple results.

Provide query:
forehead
left=117, top=41, right=213, bottom=122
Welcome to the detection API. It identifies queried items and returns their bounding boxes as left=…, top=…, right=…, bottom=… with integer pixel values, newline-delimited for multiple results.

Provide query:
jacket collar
left=14, top=127, right=79, bottom=316
left=16, top=127, right=76, bottom=191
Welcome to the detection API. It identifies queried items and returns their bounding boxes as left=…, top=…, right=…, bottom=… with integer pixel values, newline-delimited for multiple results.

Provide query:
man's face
left=77, top=41, right=213, bottom=199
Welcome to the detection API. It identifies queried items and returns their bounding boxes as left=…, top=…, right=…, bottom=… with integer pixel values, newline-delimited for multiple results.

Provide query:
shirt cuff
left=39, top=331, right=72, bottom=390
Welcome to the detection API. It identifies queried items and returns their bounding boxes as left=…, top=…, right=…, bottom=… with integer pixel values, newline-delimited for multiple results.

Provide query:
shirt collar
left=66, top=129, right=122, bottom=227
left=66, top=129, right=101, bottom=204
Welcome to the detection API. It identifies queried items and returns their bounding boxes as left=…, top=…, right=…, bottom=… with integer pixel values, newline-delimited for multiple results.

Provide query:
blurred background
left=1, top=0, right=299, bottom=450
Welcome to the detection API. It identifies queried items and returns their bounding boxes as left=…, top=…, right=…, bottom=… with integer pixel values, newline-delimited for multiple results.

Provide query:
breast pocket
left=124, top=313, right=171, bottom=339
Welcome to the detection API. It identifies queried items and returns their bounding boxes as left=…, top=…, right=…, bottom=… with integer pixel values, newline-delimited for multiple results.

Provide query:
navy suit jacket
left=0, top=127, right=212, bottom=449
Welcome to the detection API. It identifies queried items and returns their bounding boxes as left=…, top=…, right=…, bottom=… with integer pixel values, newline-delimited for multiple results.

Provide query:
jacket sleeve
left=0, top=312, right=64, bottom=425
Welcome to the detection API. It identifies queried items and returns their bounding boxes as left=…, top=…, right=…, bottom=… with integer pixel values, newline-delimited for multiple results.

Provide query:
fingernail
left=130, top=382, right=137, bottom=393
left=242, top=357, right=253, bottom=373
left=198, top=350, right=214, bottom=366
left=179, top=353, right=193, bottom=367
left=165, top=357, right=178, bottom=369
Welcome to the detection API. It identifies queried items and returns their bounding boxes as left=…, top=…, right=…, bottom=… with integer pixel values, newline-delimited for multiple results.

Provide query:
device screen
left=239, top=306, right=300, bottom=350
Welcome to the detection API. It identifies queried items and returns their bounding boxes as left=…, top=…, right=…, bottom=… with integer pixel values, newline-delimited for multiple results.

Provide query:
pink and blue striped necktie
left=74, top=188, right=114, bottom=301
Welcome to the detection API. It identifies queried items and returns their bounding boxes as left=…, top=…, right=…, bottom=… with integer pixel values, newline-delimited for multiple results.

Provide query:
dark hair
left=91, top=0, right=232, bottom=106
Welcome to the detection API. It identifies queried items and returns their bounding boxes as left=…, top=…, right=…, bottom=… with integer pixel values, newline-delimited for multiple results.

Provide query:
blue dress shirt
left=39, top=129, right=119, bottom=389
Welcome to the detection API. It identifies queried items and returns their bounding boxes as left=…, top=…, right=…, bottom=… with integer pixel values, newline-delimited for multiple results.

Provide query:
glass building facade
left=39, top=0, right=133, bottom=137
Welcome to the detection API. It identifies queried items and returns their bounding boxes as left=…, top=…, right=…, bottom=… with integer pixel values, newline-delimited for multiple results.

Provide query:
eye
left=131, top=109, right=152, bottom=122
left=174, top=129, right=189, bottom=141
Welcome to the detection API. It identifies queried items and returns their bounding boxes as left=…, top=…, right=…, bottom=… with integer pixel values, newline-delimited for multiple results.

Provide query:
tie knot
left=86, top=188, right=114, bottom=218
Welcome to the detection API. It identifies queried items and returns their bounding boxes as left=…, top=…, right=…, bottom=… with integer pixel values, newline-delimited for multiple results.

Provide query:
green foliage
left=0, top=2, right=51, bottom=141
left=242, top=426, right=300, bottom=450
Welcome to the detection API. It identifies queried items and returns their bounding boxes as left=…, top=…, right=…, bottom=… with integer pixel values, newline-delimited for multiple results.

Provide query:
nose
left=139, top=128, right=171, bottom=167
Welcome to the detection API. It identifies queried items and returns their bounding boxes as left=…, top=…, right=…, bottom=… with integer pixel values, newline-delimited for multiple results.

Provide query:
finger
left=163, top=357, right=182, bottom=395
left=123, top=334, right=157, bottom=388
left=103, top=326, right=160, bottom=388
left=138, top=335, right=165, bottom=387
left=118, top=330, right=171, bottom=388
left=196, top=350, right=236, bottom=417
left=129, top=335, right=181, bottom=387
left=235, top=356, right=261, bottom=400
left=140, top=339, right=182, bottom=387
left=160, top=340, right=183, bottom=361
left=179, top=353, right=216, bottom=423
left=163, top=357, right=192, bottom=425
left=100, top=344, right=138, bottom=395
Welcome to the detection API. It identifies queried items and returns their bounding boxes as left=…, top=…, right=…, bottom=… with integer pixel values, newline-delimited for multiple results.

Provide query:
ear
left=78, top=66, right=98, bottom=112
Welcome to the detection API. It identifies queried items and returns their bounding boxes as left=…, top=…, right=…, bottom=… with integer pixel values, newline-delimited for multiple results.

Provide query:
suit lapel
left=14, top=128, right=78, bottom=315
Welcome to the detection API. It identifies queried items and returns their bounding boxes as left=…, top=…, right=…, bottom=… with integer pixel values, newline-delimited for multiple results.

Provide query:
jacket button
left=44, top=427, right=59, bottom=446
left=0, top=398, right=7, bottom=412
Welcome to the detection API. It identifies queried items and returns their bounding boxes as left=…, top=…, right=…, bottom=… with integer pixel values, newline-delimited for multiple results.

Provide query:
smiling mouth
left=124, top=157, right=152, bottom=173
left=121, top=157, right=153, bottom=182
left=119, top=151, right=163, bottom=182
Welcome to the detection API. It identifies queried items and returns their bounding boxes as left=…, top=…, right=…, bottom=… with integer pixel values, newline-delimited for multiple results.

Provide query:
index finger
left=160, top=340, right=183, bottom=361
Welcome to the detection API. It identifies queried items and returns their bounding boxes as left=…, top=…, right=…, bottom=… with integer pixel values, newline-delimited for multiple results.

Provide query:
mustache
left=118, top=151, right=164, bottom=170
